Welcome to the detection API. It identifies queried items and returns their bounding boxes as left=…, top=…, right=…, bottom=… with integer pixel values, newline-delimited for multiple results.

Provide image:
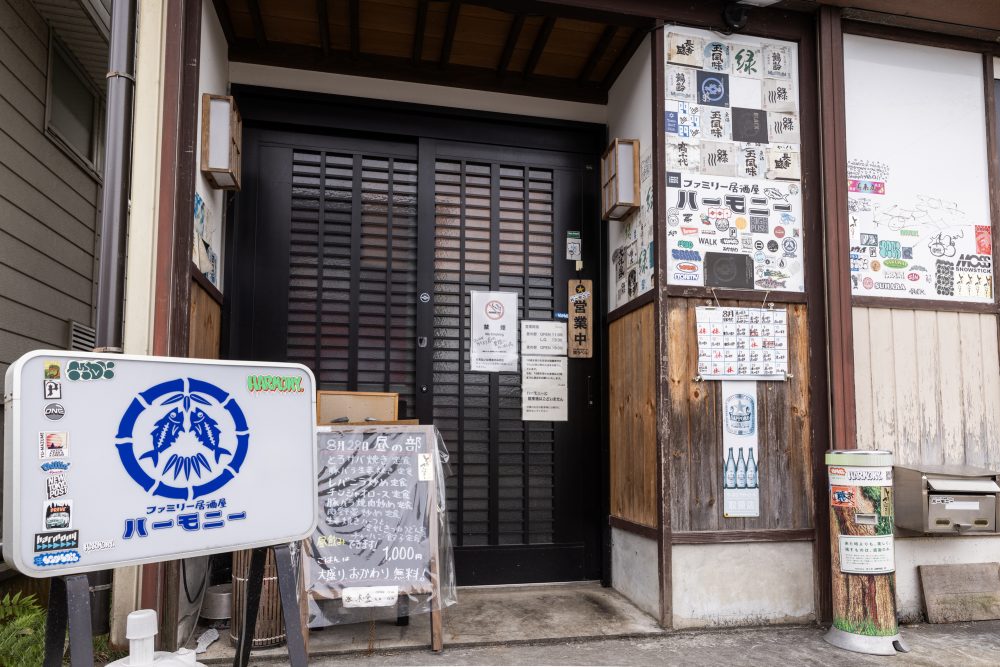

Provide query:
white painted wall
left=606, top=35, right=653, bottom=313
left=193, top=0, right=229, bottom=290
left=229, top=63, right=606, bottom=124
left=611, top=527, right=660, bottom=619
left=672, top=542, right=815, bottom=628
left=895, top=537, right=1000, bottom=622
left=122, top=0, right=169, bottom=357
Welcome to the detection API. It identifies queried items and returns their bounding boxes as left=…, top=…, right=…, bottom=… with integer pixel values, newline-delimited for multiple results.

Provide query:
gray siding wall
left=0, top=0, right=101, bottom=380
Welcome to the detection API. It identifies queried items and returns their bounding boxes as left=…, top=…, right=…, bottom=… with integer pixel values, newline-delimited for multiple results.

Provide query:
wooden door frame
left=223, top=88, right=609, bottom=584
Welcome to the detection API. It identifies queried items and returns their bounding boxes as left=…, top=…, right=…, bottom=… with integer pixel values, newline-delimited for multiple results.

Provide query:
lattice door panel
left=286, top=148, right=419, bottom=418
left=432, top=158, right=557, bottom=547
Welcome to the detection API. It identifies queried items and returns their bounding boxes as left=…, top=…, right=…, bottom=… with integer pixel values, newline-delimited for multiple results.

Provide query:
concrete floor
left=197, top=581, right=663, bottom=664
left=240, top=620, right=1000, bottom=666
left=194, top=583, right=1000, bottom=666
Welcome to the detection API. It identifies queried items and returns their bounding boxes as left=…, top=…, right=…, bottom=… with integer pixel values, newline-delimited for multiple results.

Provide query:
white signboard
left=722, top=380, right=759, bottom=518
left=521, top=356, right=568, bottom=422
left=520, top=321, right=567, bottom=356
left=695, top=307, right=789, bottom=380
left=3, top=351, right=317, bottom=577
left=845, top=36, right=993, bottom=302
left=470, top=291, right=518, bottom=372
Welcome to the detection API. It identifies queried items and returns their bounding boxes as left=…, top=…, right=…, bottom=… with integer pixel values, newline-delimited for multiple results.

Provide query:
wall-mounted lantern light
left=200, top=94, right=242, bottom=190
left=601, top=138, right=639, bottom=221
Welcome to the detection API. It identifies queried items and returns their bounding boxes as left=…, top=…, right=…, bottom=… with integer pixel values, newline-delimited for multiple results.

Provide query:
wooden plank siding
left=188, top=281, right=222, bottom=360
left=853, top=306, right=1000, bottom=469
left=0, top=0, right=101, bottom=375
left=667, top=299, right=814, bottom=532
left=609, top=302, right=657, bottom=527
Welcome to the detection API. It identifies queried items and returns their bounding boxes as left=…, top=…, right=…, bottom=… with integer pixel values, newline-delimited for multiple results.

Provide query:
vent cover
left=67, top=321, right=96, bottom=351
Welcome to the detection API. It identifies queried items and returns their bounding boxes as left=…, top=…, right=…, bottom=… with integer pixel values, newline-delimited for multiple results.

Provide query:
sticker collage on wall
left=665, top=31, right=805, bottom=293
left=610, top=149, right=656, bottom=311
left=847, top=158, right=994, bottom=302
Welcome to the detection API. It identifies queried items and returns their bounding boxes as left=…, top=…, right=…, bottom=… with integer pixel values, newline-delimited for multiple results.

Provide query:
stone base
left=823, top=626, right=909, bottom=656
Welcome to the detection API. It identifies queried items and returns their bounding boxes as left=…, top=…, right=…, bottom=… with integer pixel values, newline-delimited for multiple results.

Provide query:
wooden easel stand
left=43, top=574, right=94, bottom=667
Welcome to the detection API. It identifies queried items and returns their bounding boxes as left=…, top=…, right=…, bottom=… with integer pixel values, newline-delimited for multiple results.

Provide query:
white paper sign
left=4, top=351, right=317, bottom=577
left=521, top=356, right=568, bottom=422
left=521, top=321, right=567, bottom=356
left=695, top=307, right=789, bottom=380
left=838, top=535, right=895, bottom=574
left=342, top=585, right=400, bottom=608
left=470, top=291, right=518, bottom=372
left=722, top=380, right=759, bottom=518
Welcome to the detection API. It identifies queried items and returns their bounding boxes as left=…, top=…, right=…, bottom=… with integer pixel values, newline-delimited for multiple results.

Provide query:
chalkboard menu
left=308, top=426, right=439, bottom=601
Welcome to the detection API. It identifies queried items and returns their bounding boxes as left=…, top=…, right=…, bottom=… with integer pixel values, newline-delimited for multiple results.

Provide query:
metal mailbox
left=894, top=464, right=1000, bottom=534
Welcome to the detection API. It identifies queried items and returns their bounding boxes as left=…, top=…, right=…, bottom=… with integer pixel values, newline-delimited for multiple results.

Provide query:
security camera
left=723, top=2, right=749, bottom=32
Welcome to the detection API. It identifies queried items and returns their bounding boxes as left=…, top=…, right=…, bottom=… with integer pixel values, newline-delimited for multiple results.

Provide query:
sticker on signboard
left=34, top=530, right=78, bottom=553
left=43, top=500, right=73, bottom=531
left=43, top=380, right=61, bottom=400
left=38, top=432, right=69, bottom=459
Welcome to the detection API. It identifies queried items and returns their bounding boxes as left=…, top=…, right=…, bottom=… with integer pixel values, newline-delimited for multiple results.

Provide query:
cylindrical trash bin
left=824, top=449, right=907, bottom=655
left=230, top=549, right=285, bottom=648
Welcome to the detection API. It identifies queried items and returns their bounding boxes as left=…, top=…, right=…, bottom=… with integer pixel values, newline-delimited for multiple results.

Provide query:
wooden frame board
left=305, top=425, right=444, bottom=651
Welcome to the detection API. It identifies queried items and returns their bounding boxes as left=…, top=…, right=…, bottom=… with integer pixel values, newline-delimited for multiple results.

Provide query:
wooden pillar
left=149, top=0, right=203, bottom=650
left=815, top=5, right=854, bottom=625
left=817, top=6, right=857, bottom=452
left=650, top=23, right=673, bottom=630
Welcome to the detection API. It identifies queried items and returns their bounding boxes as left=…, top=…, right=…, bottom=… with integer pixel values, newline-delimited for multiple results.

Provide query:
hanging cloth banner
left=470, top=291, right=519, bottom=372
left=722, top=380, right=760, bottom=518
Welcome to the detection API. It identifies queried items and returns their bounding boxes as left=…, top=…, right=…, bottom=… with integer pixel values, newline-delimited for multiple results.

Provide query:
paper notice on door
left=521, top=321, right=567, bottom=356
left=470, top=291, right=518, bottom=372
left=521, top=355, right=568, bottom=421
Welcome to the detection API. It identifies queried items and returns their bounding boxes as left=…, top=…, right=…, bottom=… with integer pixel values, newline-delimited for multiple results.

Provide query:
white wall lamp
left=601, top=138, right=639, bottom=221
left=200, top=94, right=242, bottom=190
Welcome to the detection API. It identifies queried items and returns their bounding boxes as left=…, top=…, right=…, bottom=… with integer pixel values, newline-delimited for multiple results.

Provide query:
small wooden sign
left=568, top=279, right=593, bottom=358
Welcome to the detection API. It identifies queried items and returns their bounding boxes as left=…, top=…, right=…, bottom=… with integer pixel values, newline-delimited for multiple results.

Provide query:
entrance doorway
left=224, top=91, right=605, bottom=585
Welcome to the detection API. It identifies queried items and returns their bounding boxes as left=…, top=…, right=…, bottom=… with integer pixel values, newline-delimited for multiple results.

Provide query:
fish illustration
left=190, top=407, right=231, bottom=464
left=140, top=407, right=184, bottom=467
left=763, top=187, right=787, bottom=202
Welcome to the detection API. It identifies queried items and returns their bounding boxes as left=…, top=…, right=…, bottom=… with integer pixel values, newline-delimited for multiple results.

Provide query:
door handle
left=587, top=375, right=593, bottom=407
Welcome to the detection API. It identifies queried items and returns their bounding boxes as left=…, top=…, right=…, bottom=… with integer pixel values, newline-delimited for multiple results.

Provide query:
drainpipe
left=95, top=0, right=138, bottom=350
left=90, top=0, right=138, bottom=638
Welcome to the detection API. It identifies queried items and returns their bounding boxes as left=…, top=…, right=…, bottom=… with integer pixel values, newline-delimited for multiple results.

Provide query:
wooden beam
left=210, top=0, right=236, bottom=45
left=349, top=0, right=360, bottom=58
left=413, top=0, right=428, bottom=64
left=601, top=25, right=643, bottom=88
left=439, top=0, right=460, bottom=66
left=522, top=16, right=554, bottom=77
left=246, top=0, right=267, bottom=46
left=496, top=13, right=525, bottom=76
left=316, top=0, right=330, bottom=56
left=578, top=24, right=616, bottom=82
left=460, top=0, right=650, bottom=27
left=228, top=41, right=608, bottom=103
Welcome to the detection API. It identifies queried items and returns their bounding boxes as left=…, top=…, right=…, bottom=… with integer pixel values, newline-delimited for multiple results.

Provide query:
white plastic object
left=106, top=609, right=206, bottom=667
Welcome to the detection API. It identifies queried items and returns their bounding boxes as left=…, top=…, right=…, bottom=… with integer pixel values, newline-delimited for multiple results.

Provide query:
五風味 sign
left=3, top=351, right=317, bottom=577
